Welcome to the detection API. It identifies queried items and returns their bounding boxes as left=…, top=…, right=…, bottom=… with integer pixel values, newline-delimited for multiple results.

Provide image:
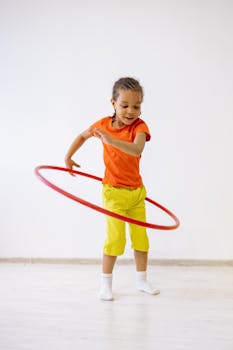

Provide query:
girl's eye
left=121, top=105, right=140, bottom=109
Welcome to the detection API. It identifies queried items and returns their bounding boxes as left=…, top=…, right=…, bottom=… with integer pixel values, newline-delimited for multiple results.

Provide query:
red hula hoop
left=34, top=165, right=180, bottom=231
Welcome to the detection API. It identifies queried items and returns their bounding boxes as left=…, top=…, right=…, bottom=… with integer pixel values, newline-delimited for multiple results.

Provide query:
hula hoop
left=34, top=165, right=180, bottom=230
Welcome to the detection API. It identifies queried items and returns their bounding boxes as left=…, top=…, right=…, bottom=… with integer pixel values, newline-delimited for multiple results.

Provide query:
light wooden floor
left=0, top=263, right=232, bottom=350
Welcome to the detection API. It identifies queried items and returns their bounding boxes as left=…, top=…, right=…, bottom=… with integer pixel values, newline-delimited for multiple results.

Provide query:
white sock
left=136, top=271, right=160, bottom=295
left=98, top=273, right=113, bottom=301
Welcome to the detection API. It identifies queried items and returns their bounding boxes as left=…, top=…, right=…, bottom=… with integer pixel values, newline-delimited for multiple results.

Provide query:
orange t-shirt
left=90, top=116, right=151, bottom=188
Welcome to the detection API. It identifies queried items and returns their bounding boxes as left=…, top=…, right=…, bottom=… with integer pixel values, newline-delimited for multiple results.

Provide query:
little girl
left=65, top=77, right=160, bottom=300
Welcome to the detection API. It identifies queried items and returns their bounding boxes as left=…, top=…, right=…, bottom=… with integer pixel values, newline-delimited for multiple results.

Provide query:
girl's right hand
left=65, top=158, right=80, bottom=176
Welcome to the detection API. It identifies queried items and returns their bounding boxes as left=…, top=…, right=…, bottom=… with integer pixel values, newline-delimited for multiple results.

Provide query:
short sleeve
left=134, top=120, right=151, bottom=141
left=89, top=117, right=108, bottom=136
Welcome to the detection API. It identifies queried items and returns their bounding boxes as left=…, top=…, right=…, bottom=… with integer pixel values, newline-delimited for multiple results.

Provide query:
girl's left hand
left=92, top=128, right=112, bottom=145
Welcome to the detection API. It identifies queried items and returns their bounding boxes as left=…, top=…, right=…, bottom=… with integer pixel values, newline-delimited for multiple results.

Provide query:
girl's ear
left=111, top=99, right=115, bottom=108
left=111, top=99, right=116, bottom=117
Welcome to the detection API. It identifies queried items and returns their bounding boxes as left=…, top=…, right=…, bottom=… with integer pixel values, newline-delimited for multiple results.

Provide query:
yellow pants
left=102, top=184, right=149, bottom=256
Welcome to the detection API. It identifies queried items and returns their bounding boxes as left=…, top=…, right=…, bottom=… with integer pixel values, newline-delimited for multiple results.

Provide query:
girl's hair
left=112, top=77, right=144, bottom=101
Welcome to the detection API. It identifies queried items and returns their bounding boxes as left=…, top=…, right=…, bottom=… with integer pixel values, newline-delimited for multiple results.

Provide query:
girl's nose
left=127, top=107, right=134, bottom=114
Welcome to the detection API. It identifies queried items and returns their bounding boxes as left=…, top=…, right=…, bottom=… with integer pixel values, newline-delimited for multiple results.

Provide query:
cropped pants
left=102, top=184, right=149, bottom=256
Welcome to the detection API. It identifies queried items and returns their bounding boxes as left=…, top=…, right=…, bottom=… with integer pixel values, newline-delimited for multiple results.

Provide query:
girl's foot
left=136, top=271, right=160, bottom=295
left=98, top=273, right=113, bottom=301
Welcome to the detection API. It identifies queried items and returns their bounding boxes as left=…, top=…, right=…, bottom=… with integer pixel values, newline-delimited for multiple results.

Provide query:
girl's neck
left=112, top=116, right=126, bottom=129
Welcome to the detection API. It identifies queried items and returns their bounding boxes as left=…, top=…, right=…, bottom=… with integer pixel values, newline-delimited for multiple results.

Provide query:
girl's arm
left=65, top=129, right=92, bottom=171
left=92, top=128, right=147, bottom=156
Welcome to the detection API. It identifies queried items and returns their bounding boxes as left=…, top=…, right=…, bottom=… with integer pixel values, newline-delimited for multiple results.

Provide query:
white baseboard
left=0, top=257, right=232, bottom=266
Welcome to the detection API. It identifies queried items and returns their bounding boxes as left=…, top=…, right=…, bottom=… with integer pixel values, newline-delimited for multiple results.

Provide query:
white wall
left=1, top=0, right=233, bottom=260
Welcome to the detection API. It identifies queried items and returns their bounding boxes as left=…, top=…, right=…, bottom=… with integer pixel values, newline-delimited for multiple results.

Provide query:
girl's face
left=111, top=89, right=142, bottom=128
